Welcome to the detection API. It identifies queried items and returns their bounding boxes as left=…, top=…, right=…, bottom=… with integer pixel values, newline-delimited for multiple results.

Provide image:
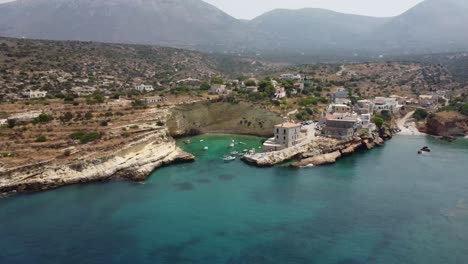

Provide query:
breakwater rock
left=242, top=131, right=388, bottom=168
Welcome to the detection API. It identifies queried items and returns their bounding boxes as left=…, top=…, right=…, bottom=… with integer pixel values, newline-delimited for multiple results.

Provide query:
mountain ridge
left=0, top=0, right=467, bottom=58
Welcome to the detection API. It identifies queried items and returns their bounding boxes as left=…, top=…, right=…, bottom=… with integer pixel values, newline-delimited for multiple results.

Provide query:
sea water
left=1, top=135, right=468, bottom=264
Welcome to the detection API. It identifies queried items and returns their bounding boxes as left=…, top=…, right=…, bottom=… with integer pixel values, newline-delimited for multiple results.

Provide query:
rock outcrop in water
left=242, top=130, right=389, bottom=168
left=419, top=111, right=468, bottom=137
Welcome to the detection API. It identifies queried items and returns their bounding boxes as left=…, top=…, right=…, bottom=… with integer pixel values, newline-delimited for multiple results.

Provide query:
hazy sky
left=0, top=0, right=425, bottom=19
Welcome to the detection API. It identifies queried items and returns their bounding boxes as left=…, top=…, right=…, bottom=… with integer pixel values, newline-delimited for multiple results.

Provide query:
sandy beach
left=397, top=111, right=426, bottom=136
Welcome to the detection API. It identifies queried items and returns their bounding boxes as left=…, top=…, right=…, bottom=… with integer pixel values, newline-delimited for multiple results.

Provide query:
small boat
left=223, top=155, right=236, bottom=161
left=229, top=143, right=235, bottom=148
left=231, top=151, right=239, bottom=155
left=421, top=146, right=431, bottom=152
left=204, top=146, right=209, bottom=150
left=200, top=140, right=204, bottom=142
left=243, top=149, right=248, bottom=152
left=184, top=140, right=191, bottom=144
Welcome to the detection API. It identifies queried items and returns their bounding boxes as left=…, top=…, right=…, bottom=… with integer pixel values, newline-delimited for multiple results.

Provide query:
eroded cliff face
left=0, top=131, right=194, bottom=196
left=167, top=101, right=284, bottom=137
left=421, top=111, right=468, bottom=137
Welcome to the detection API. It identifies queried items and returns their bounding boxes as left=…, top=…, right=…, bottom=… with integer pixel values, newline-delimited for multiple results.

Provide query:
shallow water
left=1, top=135, right=468, bottom=264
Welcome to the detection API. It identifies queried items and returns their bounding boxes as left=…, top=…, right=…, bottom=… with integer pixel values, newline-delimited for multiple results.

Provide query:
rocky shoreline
left=0, top=131, right=195, bottom=197
left=243, top=129, right=395, bottom=168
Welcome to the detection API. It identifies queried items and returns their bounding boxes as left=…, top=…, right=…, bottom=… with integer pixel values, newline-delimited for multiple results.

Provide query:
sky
left=0, top=0, right=425, bottom=20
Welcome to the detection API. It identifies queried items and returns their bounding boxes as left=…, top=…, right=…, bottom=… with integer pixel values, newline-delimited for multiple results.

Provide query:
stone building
left=263, top=122, right=306, bottom=152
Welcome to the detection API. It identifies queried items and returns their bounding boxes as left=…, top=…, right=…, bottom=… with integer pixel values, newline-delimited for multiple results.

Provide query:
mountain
left=249, top=8, right=389, bottom=53
left=0, top=0, right=244, bottom=50
left=371, top=0, right=468, bottom=53
left=0, top=0, right=467, bottom=59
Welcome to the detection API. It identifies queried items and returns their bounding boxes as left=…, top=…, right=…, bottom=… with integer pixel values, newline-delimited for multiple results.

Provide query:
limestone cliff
left=420, top=111, right=468, bottom=137
left=0, top=132, right=194, bottom=196
left=168, top=101, right=284, bottom=137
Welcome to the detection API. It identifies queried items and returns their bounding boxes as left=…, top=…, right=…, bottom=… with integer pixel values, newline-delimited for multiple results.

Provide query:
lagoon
left=1, top=135, right=468, bottom=264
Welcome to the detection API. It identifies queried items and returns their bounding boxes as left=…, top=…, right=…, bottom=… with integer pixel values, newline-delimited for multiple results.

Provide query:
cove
left=0, top=135, right=468, bottom=264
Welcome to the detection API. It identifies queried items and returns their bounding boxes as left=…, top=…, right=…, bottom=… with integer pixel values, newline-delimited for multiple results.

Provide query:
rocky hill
left=0, top=37, right=273, bottom=98
left=421, top=111, right=468, bottom=137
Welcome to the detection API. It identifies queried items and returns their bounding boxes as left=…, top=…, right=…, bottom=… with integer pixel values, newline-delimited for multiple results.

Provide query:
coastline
left=0, top=131, right=195, bottom=197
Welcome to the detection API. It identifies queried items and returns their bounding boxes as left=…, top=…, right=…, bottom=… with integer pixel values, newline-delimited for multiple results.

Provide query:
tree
left=371, top=116, right=384, bottom=129
left=199, top=82, right=210, bottom=91
left=244, top=80, right=256, bottom=87
left=211, top=77, right=224, bottom=85
left=7, top=119, right=16, bottom=129
left=413, top=109, right=428, bottom=121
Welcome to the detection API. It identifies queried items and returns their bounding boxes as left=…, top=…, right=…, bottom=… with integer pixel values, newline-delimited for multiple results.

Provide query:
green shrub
left=79, top=132, right=102, bottom=144
left=460, top=104, right=468, bottom=116
left=69, top=132, right=86, bottom=141
left=34, top=114, right=53, bottom=124
left=413, top=109, right=428, bottom=121
left=36, top=136, right=47, bottom=142
left=371, top=116, right=384, bottom=129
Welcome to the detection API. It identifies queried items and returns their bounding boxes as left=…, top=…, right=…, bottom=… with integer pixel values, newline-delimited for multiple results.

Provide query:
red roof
left=375, top=100, right=385, bottom=105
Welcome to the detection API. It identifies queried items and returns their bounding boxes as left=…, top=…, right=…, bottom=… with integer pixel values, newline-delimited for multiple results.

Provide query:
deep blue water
left=1, top=135, right=468, bottom=264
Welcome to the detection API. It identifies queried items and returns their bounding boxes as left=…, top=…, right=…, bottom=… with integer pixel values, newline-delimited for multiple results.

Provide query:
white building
left=143, top=97, right=167, bottom=104
left=210, top=84, right=227, bottom=94
left=280, top=74, right=302, bottom=81
left=274, top=87, right=286, bottom=99
left=135, top=85, right=154, bottom=92
left=374, top=97, right=400, bottom=114
left=23, top=90, right=47, bottom=99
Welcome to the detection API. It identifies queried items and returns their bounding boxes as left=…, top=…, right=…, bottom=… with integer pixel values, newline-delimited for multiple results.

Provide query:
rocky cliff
left=0, top=130, right=194, bottom=196
left=420, top=111, right=468, bottom=137
left=167, top=101, right=284, bottom=137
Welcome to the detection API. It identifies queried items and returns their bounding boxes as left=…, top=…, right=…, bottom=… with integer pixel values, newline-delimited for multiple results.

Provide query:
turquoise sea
left=1, top=135, right=468, bottom=264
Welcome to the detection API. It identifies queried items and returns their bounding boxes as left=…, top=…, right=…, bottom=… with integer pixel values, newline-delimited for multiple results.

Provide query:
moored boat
left=223, top=155, right=236, bottom=161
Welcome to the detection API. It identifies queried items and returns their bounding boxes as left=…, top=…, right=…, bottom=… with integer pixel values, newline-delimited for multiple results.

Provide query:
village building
left=175, top=77, right=201, bottom=85
left=22, top=90, right=47, bottom=99
left=354, top=100, right=374, bottom=115
left=263, top=122, right=308, bottom=152
left=419, top=94, right=438, bottom=107
left=374, top=97, right=400, bottom=114
left=210, top=84, right=228, bottom=95
left=142, top=96, right=167, bottom=104
left=332, top=88, right=350, bottom=104
left=328, top=104, right=352, bottom=115
left=135, top=84, right=154, bottom=92
left=274, top=87, right=286, bottom=99
left=322, top=115, right=358, bottom=140
left=245, top=86, right=258, bottom=93
left=280, top=74, right=302, bottom=81
left=71, top=86, right=96, bottom=96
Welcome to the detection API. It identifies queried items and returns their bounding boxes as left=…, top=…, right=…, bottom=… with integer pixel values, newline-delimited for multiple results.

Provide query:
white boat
left=204, top=146, right=209, bottom=150
left=231, top=151, right=239, bottom=155
left=229, top=143, right=235, bottom=148
left=223, top=155, right=236, bottom=161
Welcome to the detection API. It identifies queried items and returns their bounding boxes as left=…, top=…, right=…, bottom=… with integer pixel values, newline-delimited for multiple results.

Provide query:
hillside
left=0, top=37, right=273, bottom=98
